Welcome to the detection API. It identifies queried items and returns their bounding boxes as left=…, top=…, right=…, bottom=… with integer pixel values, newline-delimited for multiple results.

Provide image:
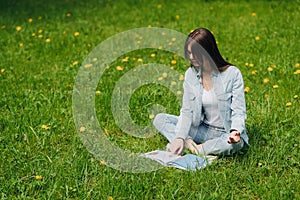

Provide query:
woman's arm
left=169, top=70, right=195, bottom=155
left=230, top=69, right=247, bottom=134
left=174, top=77, right=194, bottom=140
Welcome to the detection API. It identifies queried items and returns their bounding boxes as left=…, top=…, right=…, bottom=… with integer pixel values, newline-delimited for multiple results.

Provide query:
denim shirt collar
left=192, top=66, right=219, bottom=81
left=191, top=66, right=224, bottom=96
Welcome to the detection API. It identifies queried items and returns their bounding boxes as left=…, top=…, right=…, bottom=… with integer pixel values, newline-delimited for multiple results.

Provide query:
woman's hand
left=228, top=131, right=241, bottom=144
left=168, top=138, right=184, bottom=155
left=185, top=138, right=201, bottom=155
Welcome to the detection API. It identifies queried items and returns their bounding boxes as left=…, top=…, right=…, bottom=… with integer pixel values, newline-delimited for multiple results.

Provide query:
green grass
left=1, top=0, right=300, bottom=199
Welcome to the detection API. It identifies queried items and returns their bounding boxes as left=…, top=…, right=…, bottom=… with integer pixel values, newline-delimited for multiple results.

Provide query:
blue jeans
left=153, top=113, right=244, bottom=156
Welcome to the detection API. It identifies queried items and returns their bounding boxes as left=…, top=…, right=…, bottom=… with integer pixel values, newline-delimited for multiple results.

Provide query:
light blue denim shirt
left=174, top=66, right=249, bottom=145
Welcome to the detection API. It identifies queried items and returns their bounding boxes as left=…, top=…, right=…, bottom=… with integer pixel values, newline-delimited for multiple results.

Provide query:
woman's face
left=187, top=44, right=203, bottom=67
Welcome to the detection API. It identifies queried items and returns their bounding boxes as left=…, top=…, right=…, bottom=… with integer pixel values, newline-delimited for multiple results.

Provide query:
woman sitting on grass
left=153, top=28, right=249, bottom=156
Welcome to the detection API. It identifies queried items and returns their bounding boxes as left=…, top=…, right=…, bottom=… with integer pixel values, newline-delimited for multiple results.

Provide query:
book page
left=140, top=150, right=181, bottom=166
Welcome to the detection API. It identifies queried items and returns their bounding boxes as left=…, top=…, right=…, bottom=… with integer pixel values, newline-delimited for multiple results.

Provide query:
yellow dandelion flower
left=162, top=72, right=168, bottom=77
left=295, top=63, right=300, bottom=68
left=148, top=25, right=152, bottom=28
left=122, top=57, right=129, bottom=62
left=255, top=36, right=260, bottom=41
left=116, top=66, right=123, bottom=71
left=45, top=38, right=50, bottom=43
left=264, top=94, right=269, bottom=98
left=263, top=78, right=269, bottom=83
left=16, top=26, right=22, bottom=31
left=74, top=32, right=80, bottom=37
left=245, top=62, right=249, bottom=66
left=293, top=95, right=298, bottom=99
left=106, top=65, right=110, bottom=69
left=216, top=40, right=219, bottom=45
left=171, top=60, right=177, bottom=65
left=294, top=69, right=300, bottom=75
left=150, top=53, right=156, bottom=58
left=175, top=15, right=180, bottom=19
left=100, top=160, right=106, bottom=165
left=244, top=87, right=250, bottom=93
left=108, top=196, right=113, bottom=200
left=28, top=18, right=33, bottom=23
left=137, top=58, right=143, bottom=62
left=32, top=33, right=36, bottom=36
left=171, top=81, right=177, bottom=85
left=95, top=90, right=101, bottom=95
left=38, top=34, right=43, bottom=38
left=251, top=70, right=258, bottom=75
left=80, top=127, right=86, bottom=132
left=66, top=13, right=71, bottom=17
left=35, top=175, right=43, bottom=180
left=170, top=66, right=175, bottom=70
left=251, top=12, right=257, bottom=17
left=1, top=68, right=5, bottom=73
left=286, top=102, right=292, bottom=107
left=38, top=16, right=42, bottom=20
left=258, top=162, right=263, bottom=167
left=72, top=61, right=78, bottom=66
left=158, top=46, right=163, bottom=50
left=157, top=4, right=162, bottom=9
left=179, top=75, right=184, bottom=81
left=42, top=125, right=50, bottom=130
left=19, top=43, right=24, bottom=47
left=38, top=29, right=43, bottom=33
left=84, top=63, right=92, bottom=68
left=158, top=77, right=163, bottom=81
left=273, top=85, right=279, bottom=89
left=149, top=114, right=155, bottom=119
left=267, top=67, right=273, bottom=72
left=63, top=31, right=67, bottom=34
left=249, top=63, right=254, bottom=67
left=176, top=91, right=182, bottom=95
left=136, top=40, right=141, bottom=44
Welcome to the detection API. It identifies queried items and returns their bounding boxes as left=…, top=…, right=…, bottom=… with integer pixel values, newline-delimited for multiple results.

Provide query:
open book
left=140, top=150, right=216, bottom=171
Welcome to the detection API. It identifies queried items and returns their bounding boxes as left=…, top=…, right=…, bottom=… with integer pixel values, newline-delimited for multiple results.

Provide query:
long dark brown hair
left=184, top=28, right=232, bottom=71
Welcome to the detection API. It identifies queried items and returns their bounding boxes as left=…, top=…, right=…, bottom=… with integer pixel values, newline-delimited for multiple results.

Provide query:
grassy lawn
left=1, top=0, right=299, bottom=199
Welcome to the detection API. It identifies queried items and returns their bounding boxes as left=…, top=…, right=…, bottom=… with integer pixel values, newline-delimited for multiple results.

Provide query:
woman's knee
left=221, top=140, right=244, bottom=155
left=153, top=113, right=178, bottom=132
left=153, top=113, right=166, bottom=128
left=201, top=137, right=244, bottom=156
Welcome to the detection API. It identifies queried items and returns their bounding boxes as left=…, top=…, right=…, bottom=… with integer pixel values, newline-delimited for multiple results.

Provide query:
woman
left=153, top=28, right=249, bottom=156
